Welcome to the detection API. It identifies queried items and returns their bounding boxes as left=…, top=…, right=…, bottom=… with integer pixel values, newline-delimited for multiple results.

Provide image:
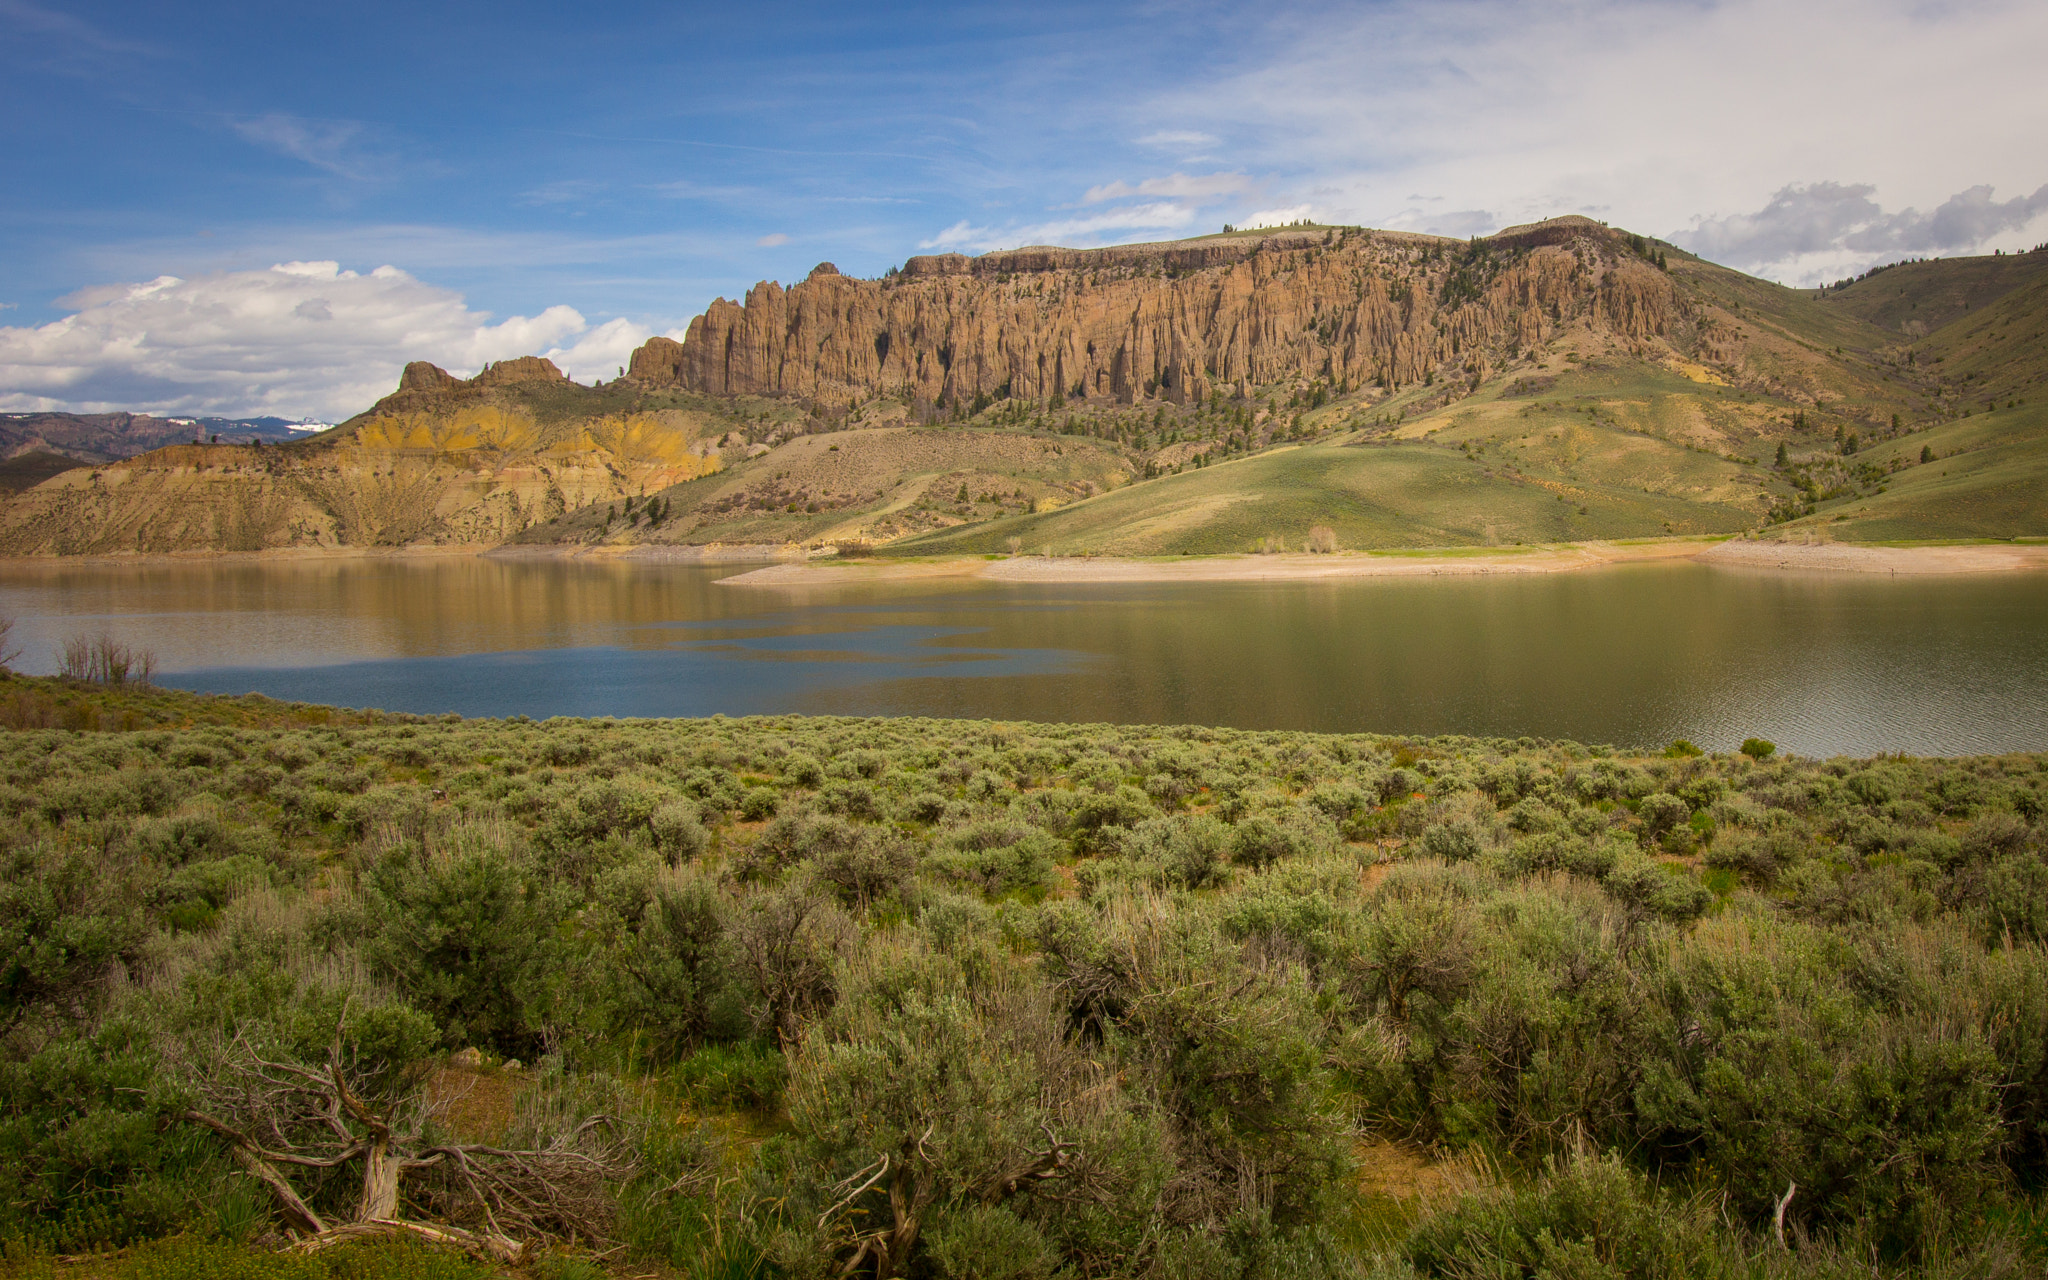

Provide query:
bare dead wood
left=821, top=1126, right=1079, bottom=1279
left=978, top=1124, right=1077, bottom=1201
left=183, top=1110, right=330, bottom=1236
left=1773, top=1180, right=1798, bottom=1249
left=182, top=1025, right=635, bottom=1257
left=288, top=1218, right=526, bottom=1265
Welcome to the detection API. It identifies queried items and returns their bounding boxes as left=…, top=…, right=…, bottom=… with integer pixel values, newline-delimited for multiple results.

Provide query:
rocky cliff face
left=629, top=217, right=1680, bottom=413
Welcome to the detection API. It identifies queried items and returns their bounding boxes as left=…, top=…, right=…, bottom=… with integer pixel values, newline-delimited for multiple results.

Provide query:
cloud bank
left=1683, top=182, right=2048, bottom=282
left=0, top=262, right=671, bottom=421
left=918, top=200, right=1207, bottom=253
left=934, top=0, right=2048, bottom=283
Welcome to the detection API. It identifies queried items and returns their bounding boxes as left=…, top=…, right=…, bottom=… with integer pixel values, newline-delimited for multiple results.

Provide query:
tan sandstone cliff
left=625, top=217, right=1681, bottom=413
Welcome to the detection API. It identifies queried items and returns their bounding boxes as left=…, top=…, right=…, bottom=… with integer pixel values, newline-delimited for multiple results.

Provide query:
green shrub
left=1403, top=1152, right=1709, bottom=1280
left=1118, top=814, right=1232, bottom=890
left=922, top=1201, right=1062, bottom=1280
left=925, top=823, right=1058, bottom=898
left=674, top=1040, right=786, bottom=1111
left=3, top=688, right=2046, bottom=1271
left=357, top=850, right=569, bottom=1054
left=650, top=799, right=709, bottom=860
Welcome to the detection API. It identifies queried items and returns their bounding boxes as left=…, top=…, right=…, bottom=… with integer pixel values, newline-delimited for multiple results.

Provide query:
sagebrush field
left=3, top=675, right=2046, bottom=1278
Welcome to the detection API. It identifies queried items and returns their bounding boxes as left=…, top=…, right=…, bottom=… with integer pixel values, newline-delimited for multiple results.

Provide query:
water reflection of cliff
left=796, top=567, right=2048, bottom=756
left=0, top=559, right=2042, bottom=756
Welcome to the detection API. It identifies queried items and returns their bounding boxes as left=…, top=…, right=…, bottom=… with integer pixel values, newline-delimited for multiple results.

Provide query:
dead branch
left=1773, top=1180, right=1798, bottom=1249
left=288, top=1218, right=526, bottom=1265
left=182, top=1027, right=635, bottom=1254
left=972, top=1122, right=1077, bottom=1202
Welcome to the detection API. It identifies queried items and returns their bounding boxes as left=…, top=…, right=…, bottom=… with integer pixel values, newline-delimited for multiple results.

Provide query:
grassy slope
left=1817, top=402, right=2048, bottom=541
left=519, top=425, right=1140, bottom=548
left=892, top=427, right=1755, bottom=557
left=1818, top=250, right=2048, bottom=336
left=0, top=451, right=82, bottom=494
left=1769, top=251, right=2048, bottom=541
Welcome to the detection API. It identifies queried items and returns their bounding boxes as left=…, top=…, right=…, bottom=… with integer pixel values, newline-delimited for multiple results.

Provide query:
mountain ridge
left=2, top=217, right=2043, bottom=557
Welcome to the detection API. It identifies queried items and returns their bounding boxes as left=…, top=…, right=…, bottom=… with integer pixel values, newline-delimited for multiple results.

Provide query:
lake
left=1, top=556, right=2044, bottom=757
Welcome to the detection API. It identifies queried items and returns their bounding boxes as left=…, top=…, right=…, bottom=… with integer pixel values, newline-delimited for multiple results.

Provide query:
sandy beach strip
left=1692, top=540, right=2048, bottom=574
left=719, top=540, right=1704, bottom=586
left=717, top=538, right=2048, bottom=587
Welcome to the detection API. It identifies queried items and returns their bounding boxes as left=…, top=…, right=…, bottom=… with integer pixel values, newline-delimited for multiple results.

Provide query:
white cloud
left=1122, top=0, right=2048, bottom=281
left=543, top=316, right=674, bottom=384
left=1080, top=172, right=1254, bottom=204
left=756, top=232, right=791, bottom=247
left=231, top=113, right=377, bottom=180
left=1681, top=181, right=2048, bottom=283
left=919, top=202, right=1199, bottom=253
left=1135, top=130, right=1220, bottom=150
left=0, top=0, right=157, bottom=59
left=0, top=260, right=672, bottom=421
left=1241, top=205, right=1322, bottom=229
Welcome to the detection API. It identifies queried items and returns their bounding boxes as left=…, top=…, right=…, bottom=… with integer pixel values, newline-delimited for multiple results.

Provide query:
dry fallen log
left=288, top=1218, right=526, bottom=1265
left=182, top=1026, right=632, bottom=1260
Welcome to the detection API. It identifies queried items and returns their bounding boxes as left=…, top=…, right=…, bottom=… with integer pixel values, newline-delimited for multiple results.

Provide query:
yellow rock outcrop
left=0, top=359, right=724, bottom=555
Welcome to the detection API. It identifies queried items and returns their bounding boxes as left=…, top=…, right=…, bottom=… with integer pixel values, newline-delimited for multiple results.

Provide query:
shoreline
left=0, top=540, right=807, bottom=570
left=0, top=543, right=499, bottom=570
left=2, top=537, right=2042, bottom=579
left=718, top=538, right=2048, bottom=587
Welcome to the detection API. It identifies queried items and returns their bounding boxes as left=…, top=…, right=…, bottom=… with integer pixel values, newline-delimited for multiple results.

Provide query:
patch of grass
left=894, top=424, right=1758, bottom=556
left=0, top=1234, right=497, bottom=1280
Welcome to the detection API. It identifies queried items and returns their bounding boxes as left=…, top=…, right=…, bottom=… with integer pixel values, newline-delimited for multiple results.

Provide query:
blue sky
left=3, top=0, right=2046, bottom=420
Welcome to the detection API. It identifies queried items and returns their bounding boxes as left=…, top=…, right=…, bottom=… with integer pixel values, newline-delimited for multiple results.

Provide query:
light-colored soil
left=718, top=536, right=2048, bottom=586
left=1698, top=539, right=2048, bottom=574
left=13, top=536, right=2041, bottom=579
left=720, top=539, right=1714, bottom=586
left=490, top=541, right=808, bottom=563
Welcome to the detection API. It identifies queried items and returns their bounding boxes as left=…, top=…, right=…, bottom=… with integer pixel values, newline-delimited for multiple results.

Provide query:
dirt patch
left=424, top=1065, right=521, bottom=1145
left=1355, top=1140, right=1496, bottom=1204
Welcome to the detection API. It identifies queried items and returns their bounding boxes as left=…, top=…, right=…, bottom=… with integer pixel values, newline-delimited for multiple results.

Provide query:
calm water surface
left=1, top=557, right=2044, bottom=757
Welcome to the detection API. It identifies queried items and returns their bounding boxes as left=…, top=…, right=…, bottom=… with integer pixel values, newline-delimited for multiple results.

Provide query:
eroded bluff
left=628, top=217, right=1679, bottom=411
left=0, top=358, right=727, bottom=555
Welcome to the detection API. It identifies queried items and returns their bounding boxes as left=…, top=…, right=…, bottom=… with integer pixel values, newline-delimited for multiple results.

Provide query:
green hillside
left=1818, top=249, right=2048, bottom=337
left=875, top=241, right=2048, bottom=557
left=891, top=424, right=1757, bottom=557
